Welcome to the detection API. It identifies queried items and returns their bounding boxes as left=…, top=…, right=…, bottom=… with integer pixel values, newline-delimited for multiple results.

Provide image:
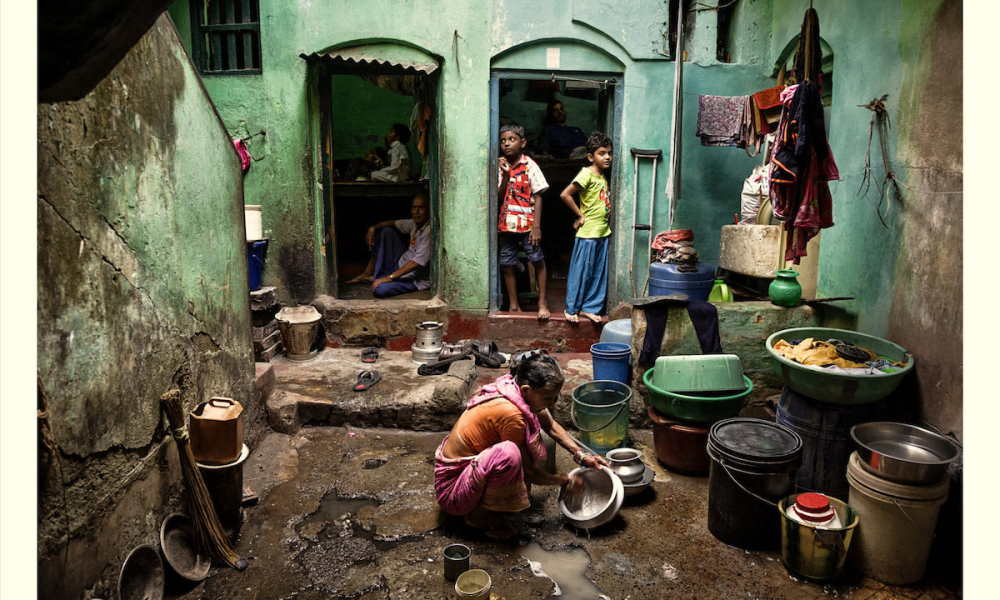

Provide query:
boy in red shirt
left=498, top=124, right=551, bottom=320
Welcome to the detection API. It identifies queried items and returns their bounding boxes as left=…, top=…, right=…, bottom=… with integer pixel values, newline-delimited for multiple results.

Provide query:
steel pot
left=605, top=448, right=645, bottom=483
left=559, top=466, right=624, bottom=530
left=850, top=422, right=960, bottom=485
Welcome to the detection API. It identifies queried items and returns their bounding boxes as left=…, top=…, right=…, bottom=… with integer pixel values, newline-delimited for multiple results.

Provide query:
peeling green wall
left=36, top=15, right=255, bottom=599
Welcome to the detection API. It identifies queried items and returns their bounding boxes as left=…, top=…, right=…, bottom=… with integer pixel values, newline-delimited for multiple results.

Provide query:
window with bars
left=190, top=0, right=262, bottom=75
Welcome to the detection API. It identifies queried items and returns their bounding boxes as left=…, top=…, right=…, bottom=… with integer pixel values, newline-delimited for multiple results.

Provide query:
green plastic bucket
left=571, top=381, right=631, bottom=454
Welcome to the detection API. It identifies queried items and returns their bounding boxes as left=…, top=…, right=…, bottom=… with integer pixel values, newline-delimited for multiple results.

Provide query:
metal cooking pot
left=850, top=421, right=960, bottom=485
left=605, top=448, right=645, bottom=483
left=558, top=466, right=624, bottom=530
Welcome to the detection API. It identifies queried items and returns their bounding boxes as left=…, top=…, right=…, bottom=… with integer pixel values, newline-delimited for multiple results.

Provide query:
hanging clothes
left=233, top=139, right=251, bottom=173
left=696, top=95, right=746, bottom=147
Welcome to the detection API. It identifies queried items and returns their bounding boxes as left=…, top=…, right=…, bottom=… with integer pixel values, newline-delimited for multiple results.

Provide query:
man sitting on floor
left=347, top=193, right=431, bottom=298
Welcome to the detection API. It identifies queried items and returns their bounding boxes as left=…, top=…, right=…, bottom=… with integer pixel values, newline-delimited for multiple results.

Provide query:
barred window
left=190, top=0, right=262, bottom=75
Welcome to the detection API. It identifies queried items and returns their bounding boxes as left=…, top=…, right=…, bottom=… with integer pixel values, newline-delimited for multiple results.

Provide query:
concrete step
left=265, top=348, right=477, bottom=435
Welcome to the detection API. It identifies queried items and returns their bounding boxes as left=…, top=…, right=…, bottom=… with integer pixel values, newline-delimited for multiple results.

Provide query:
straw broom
left=161, top=389, right=248, bottom=570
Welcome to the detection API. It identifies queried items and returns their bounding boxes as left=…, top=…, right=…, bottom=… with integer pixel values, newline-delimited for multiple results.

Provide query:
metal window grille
left=190, top=0, right=262, bottom=75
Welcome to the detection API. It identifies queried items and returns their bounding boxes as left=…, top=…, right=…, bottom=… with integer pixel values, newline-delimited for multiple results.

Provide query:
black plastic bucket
left=776, top=386, right=872, bottom=499
left=707, top=418, right=802, bottom=550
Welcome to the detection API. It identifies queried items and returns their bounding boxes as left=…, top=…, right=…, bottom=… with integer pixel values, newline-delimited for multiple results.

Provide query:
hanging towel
left=696, top=95, right=746, bottom=147
left=233, top=139, right=251, bottom=172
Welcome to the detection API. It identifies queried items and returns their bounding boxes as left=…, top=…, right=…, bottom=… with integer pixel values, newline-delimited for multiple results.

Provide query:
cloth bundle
left=696, top=95, right=746, bottom=147
left=651, top=229, right=699, bottom=268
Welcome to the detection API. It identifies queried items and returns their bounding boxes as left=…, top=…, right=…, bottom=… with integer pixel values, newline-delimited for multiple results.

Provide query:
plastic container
left=766, top=327, right=915, bottom=405
left=599, top=318, right=632, bottom=346
left=648, top=261, right=715, bottom=301
left=768, top=269, right=802, bottom=306
left=776, top=386, right=872, bottom=499
left=786, top=492, right=842, bottom=529
left=708, top=279, right=734, bottom=302
left=707, top=418, right=803, bottom=550
left=189, top=397, right=244, bottom=465
left=648, top=406, right=710, bottom=475
left=443, top=544, right=471, bottom=581
left=779, top=493, right=859, bottom=582
left=590, top=342, right=631, bottom=384
left=571, top=380, right=631, bottom=454
left=196, top=444, right=250, bottom=528
left=846, top=451, right=949, bottom=585
left=247, top=240, right=268, bottom=291
left=651, top=354, right=745, bottom=394
left=454, top=569, right=491, bottom=599
left=643, top=369, right=751, bottom=425
left=244, top=205, right=263, bottom=241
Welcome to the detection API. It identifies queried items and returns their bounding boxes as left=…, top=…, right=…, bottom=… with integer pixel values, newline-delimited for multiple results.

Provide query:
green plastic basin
left=643, top=369, right=752, bottom=425
left=765, top=327, right=914, bottom=405
left=652, top=354, right=745, bottom=394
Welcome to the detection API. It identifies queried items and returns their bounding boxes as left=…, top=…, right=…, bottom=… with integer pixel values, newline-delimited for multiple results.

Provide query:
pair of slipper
left=361, top=346, right=379, bottom=363
left=353, top=370, right=381, bottom=392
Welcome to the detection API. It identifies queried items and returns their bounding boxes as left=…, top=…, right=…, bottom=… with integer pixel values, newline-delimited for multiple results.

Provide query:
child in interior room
left=497, top=123, right=552, bottom=321
left=371, top=123, right=413, bottom=182
left=559, top=132, right=613, bottom=324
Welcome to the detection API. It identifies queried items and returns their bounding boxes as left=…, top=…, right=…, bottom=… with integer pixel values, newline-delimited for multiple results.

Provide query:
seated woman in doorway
left=434, top=350, right=609, bottom=539
left=347, top=193, right=431, bottom=298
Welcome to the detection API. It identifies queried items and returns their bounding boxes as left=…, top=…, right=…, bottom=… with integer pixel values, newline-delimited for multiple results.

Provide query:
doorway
left=488, top=71, right=623, bottom=314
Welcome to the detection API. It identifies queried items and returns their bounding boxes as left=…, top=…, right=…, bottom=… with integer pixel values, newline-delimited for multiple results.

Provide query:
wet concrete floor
left=175, top=427, right=960, bottom=600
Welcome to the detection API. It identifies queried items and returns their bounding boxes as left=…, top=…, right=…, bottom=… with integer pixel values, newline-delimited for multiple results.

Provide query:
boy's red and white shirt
left=499, top=155, right=549, bottom=233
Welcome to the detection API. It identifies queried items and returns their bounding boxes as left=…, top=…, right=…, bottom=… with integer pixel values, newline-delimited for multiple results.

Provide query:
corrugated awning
left=300, top=52, right=439, bottom=75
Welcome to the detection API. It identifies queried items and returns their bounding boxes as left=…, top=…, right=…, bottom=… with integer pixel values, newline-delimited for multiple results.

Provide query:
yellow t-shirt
left=573, top=168, right=612, bottom=239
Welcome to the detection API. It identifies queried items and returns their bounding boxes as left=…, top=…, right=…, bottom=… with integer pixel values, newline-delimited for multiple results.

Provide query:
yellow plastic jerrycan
left=708, top=279, right=734, bottom=302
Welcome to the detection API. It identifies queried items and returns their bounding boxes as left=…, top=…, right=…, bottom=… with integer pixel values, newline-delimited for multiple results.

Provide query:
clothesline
left=551, top=74, right=744, bottom=97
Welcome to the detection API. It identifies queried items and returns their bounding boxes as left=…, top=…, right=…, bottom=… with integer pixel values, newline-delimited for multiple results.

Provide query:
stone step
left=266, top=348, right=476, bottom=435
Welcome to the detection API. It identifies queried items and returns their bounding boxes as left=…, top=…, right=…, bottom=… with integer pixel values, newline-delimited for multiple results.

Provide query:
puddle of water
left=518, top=541, right=610, bottom=600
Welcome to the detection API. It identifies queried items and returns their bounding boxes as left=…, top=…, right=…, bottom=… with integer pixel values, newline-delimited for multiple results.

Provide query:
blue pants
left=371, top=227, right=419, bottom=298
left=565, top=236, right=609, bottom=314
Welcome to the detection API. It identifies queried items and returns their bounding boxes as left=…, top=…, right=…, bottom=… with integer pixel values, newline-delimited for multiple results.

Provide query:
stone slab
left=253, top=329, right=282, bottom=352
left=256, top=339, right=283, bottom=362
left=254, top=362, right=275, bottom=404
left=267, top=347, right=476, bottom=432
left=312, top=295, right=448, bottom=346
left=252, top=319, right=280, bottom=342
left=249, top=286, right=279, bottom=311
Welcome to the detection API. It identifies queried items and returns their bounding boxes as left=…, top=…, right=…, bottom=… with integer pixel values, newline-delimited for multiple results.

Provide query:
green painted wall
left=37, top=15, right=256, bottom=598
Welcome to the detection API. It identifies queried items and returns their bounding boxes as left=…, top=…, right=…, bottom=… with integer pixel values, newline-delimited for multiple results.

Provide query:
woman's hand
left=578, top=454, right=609, bottom=469
left=561, top=473, right=585, bottom=501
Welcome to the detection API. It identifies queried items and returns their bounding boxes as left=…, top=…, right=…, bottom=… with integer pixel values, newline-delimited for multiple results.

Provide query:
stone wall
left=37, top=15, right=257, bottom=599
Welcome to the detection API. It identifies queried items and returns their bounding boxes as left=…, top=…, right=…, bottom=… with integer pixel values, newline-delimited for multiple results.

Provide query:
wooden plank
left=228, top=31, right=238, bottom=70
left=243, top=31, right=254, bottom=70
left=210, top=32, right=223, bottom=71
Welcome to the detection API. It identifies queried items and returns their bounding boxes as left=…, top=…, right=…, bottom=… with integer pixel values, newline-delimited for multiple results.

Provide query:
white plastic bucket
left=245, top=205, right=263, bottom=241
left=846, top=451, right=949, bottom=585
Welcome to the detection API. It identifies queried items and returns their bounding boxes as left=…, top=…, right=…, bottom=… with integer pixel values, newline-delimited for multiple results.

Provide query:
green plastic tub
left=652, top=354, right=745, bottom=394
left=644, top=369, right=752, bottom=425
left=765, top=327, right=914, bottom=405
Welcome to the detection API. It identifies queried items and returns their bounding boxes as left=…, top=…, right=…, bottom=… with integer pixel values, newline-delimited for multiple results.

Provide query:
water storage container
left=707, top=418, right=802, bottom=550
left=776, top=386, right=872, bottom=499
left=648, top=261, right=715, bottom=300
left=247, top=240, right=268, bottom=291
left=196, top=443, right=250, bottom=528
left=648, top=406, right=709, bottom=475
left=590, top=342, right=631, bottom=384
left=571, top=381, right=631, bottom=453
left=846, top=451, right=949, bottom=585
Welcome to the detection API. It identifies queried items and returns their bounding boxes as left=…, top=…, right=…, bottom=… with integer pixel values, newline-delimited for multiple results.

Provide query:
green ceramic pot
left=769, top=269, right=802, bottom=306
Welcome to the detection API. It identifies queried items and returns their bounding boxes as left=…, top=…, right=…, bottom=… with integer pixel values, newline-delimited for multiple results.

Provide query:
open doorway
left=306, top=51, right=439, bottom=300
left=488, top=71, right=623, bottom=314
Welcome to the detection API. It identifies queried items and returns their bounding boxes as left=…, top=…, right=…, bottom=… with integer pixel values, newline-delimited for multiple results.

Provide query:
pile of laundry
left=651, top=229, right=699, bottom=270
left=773, top=338, right=907, bottom=376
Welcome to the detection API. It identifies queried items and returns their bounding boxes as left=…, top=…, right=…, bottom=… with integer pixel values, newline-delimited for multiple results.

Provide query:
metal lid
left=709, top=418, right=802, bottom=467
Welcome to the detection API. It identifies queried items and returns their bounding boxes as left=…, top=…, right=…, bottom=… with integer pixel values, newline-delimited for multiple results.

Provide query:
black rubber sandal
left=353, top=370, right=381, bottom=392
left=361, top=346, right=379, bottom=363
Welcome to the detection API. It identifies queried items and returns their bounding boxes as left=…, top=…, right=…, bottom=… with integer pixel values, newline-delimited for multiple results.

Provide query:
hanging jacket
left=770, top=81, right=827, bottom=185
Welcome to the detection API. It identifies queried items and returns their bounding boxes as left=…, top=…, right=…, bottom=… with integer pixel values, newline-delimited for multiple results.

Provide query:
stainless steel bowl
left=160, top=513, right=211, bottom=583
left=559, top=466, right=624, bottom=530
left=850, top=422, right=960, bottom=485
left=605, top=448, right=645, bottom=483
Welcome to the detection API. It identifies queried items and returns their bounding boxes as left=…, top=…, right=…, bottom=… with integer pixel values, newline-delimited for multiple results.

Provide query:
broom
left=161, top=389, right=248, bottom=570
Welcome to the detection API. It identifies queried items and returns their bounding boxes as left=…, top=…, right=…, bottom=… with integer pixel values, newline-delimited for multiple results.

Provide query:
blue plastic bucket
left=571, top=380, right=632, bottom=453
left=648, top=261, right=715, bottom=300
left=776, top=386, right=872, bottom=500
left=247, top=240, right=267, bottom=291
left=590, top=342, right=631, bottom=384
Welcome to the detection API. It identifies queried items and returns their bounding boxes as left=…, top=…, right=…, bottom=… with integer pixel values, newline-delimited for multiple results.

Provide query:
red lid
left=793, top=493, right=835, bottom=523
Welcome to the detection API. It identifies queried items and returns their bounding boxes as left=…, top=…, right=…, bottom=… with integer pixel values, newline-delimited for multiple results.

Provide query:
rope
left=171, top=425, right=190, bottom=442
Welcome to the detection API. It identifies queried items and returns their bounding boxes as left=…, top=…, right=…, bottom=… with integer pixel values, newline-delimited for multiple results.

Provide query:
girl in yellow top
left=559, top=132, right=613, bottom=324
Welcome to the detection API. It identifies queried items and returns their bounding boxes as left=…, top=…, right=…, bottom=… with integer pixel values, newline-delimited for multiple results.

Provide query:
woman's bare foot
left=537, top=304, right=551, bottom=321
left=579, top=312, right=602, bottom=324
left=464, top=512, right=517, bottom=540
left=564, top=311, right=579, bottom=323
left=346, top=273, right=373, bottom=284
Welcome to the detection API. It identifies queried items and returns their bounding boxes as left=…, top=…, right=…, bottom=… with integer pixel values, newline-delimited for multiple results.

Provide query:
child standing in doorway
left=498, top=123, right=551, bottom=320
left=559, top=132, right=613, bottom=324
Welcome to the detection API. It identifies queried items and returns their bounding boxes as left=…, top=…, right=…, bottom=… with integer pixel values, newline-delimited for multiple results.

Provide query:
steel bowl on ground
left=765, top=327, right=914, bottom=405
left=643, top=369, right=751, bottom=425
left=850, top=422, right=961, bottom=485
left=605, top=448, right=646, bottom=483
left=621, top=464, right=656, bottom=496
left=159, top=513, right=211, bottom=583
left=119, top=545, right=165, bottom=600
left=559, top=466, right=625, bottom=530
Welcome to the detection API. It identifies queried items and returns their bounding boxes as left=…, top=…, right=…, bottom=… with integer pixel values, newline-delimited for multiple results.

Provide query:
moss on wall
left=36, top=15, right=255, bottom=598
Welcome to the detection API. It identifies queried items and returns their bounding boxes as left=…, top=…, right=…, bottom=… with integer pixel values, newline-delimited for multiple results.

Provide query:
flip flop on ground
left=361, top=346, right=379, bottom=363
left=353, top=370, right=382, bottom=392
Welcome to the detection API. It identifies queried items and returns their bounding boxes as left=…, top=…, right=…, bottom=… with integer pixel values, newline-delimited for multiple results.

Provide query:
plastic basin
left=652, top=354, right=745, bottom=394
left=643, top=369, right=752, bottom=425
left=765, top=327, right=914, bottom=405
